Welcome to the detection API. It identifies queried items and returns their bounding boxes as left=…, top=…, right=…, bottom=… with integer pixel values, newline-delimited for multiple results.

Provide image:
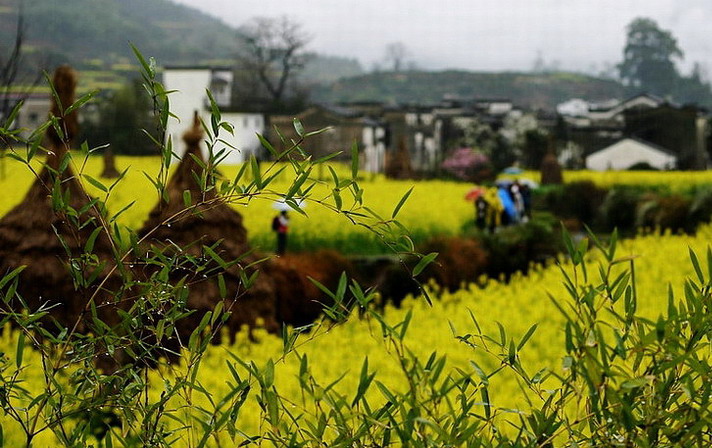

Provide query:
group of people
left=471, top=180, right=532, bottom=232
left=273, top=180, right=533, bottom=254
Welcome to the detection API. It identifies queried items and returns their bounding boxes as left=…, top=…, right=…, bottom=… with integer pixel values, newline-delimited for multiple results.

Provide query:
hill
left=312, top=70, right=627, bottom=110
left=0, top=0, right=363, bottom=91
left=300, top=54, right=364, bottom=84
left=0, top=0, right=238, bottom=70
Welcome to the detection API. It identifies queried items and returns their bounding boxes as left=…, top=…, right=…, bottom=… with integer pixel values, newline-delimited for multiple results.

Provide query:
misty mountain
left=0, top=0, right=238, bottom=69
left=312, top=71, right=627, bottom=110
left=300, top=54, right=364, bottom=84
left=1, top=0, right=638, bottom=110
left=1, top=0, right=364, bottom=85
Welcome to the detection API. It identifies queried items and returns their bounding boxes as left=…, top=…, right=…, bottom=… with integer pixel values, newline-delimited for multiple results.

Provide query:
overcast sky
left=172, top=0, right=712, bottom=75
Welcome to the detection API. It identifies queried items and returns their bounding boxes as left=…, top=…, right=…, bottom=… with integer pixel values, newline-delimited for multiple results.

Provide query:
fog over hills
left=171, top=0, right=712, bottom=75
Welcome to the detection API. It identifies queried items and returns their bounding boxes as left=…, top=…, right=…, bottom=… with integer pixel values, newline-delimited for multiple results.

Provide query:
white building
left=586, top=138, right=677, bottom=171
left=162, top=66, right=266, bottom=164
left=362, top=121, right=387, bottom=173
left=0, top=93, right=50, bottom=145
left=556, top=98, right=590, bottom=117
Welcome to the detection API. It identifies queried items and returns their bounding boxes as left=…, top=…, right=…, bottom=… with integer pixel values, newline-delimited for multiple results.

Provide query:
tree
left=618, top=17, right=683, bottom=97
left=0, top=0, right=26, bottom=125
left=235, top=16, right=310, bottom=111
left=384, top=42, right=409, bottom=72
left=674, top=62, right=712, bottom=107
left=451, top=118, right=515, bottom=171
left=0, top=0, right=44, bottom=178
left=82, top=79, right=158, bottom=157
left=81, top=78, right=160, bottom=178
left=521, top=129, right=550, bottom=169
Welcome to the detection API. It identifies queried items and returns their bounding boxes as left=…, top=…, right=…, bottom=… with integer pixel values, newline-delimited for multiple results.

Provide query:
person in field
left=272, top=210, right=289, bottom=255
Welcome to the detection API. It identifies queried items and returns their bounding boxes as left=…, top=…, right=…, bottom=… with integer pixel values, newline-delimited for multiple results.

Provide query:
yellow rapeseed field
left=0, top=222, right=707, bottom=444
left=507, top=169, right=712, bottom=192
left=0, top=155, right=474, bottom=254
left=1, top=154, right=712, bottom=445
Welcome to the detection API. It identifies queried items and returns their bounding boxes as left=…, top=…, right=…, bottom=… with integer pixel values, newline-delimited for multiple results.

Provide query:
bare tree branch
left=236, top=16, right=310, bottom=107
left=384, top=42, right=409, bottom=72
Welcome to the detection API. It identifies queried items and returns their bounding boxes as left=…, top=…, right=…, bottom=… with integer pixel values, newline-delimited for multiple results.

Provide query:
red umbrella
left=465, top=187, right=485, bottom=201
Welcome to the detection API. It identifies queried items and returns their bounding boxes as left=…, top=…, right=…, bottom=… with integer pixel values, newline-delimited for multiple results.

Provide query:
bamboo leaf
left=392, top=187, right=413, bottom=219
left=84, top=227, right=103, bottom=254
left=183, top=189, right=192, bottom=207
left=413, top=252, right=438, bottom=277
left=3, top=99, right=24, bottom=129
left=16, top=332, right=25, bottom=368
left=481, top=387, right=491, bottom=419
left=0, top=266, right=25, bottom=292
left=65, top=90, right=97, bottom=115
left=332, top=188, right=342, bottom=210
left=351, top=140, right=359, bottom=179
left=689, top=247, right=704, bottom=284
left=217, top=274, right=227, bottom=299
left=257, top=133, right=277, bottom=156
left=203, top=245, right=228, bottom=269
left=517, top=323, right=538, bottom=351
left=83, top=174, right=108, bottom=193
left=250, top=155, right=261, bottom=188
left=293, top=118, right=305, bottom=137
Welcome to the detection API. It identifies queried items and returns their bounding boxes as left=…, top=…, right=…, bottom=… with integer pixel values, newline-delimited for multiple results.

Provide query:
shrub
left=541, top=180, right=607, bottom=229
left=599, top=186, right=645, bottom=232
left=418, top=236, right=488, bottom=290
left=273, top=250, right=355, bottom=326
left=440, top=147, right=494, bottom=183
left=478, top=213, right=561, bottom=278
left=627, top=161, right=660, bottom=170
left=655, top=195, right=692, bottom=232
left=688, top=187, right=712, bottom=228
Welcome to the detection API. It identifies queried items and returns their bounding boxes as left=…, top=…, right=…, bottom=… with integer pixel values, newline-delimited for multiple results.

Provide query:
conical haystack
left=139, top=113, right=278, bottom=341
left=385, top=135, right=413, bottom=179
left=270, top=250, right=355, bottom=326
left=540, top=152, right=563, bottom=185
left=0, top=66, right=124, bottom=332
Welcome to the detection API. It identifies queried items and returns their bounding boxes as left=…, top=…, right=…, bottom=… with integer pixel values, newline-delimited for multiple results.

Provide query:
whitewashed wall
left=586, top=138, right=677, bottom=171
left=163, top=68, right=265, bottom=165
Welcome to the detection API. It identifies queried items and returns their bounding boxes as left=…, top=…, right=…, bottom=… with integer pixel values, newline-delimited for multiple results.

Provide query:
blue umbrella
left=497, top=187, right=517, bottom=219
left=502, top=166, right=524, bottom=175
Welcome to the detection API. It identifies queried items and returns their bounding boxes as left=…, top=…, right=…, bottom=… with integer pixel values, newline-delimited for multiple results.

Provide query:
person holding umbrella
left=272, top=199, right=306, bottom=254
left=272, top=209, right=290, bottom=255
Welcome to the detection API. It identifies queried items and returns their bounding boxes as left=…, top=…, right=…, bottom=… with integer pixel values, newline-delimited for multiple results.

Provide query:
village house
left=2, top=92, right=51, bottom=144
left=557, top=93, right=709, bottom=170
left=162, top=65, right=267, bottom=164
left=371, top=96, right=523, bottom=174
left=269, top=104, right=388, bottom=173
left=586, top=137, right=677, bottom=171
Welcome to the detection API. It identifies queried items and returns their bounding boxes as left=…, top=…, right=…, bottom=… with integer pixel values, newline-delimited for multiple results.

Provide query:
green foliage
left=618, top=17, right=683, bottom=96
left=618, top=17, right=712, bottom=108
left=476, top=213, right=562, bottom=278
left=0, top=46, right=434, bottom=447
left=688, top=187, right=712, bottom=228
left=2, top=47, right=712, bottom=447
left=543, top=230, right=712, bottom=446
left=540, top=180, right=608, bottom=229
left=81, top=79, right=160, bottom=155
